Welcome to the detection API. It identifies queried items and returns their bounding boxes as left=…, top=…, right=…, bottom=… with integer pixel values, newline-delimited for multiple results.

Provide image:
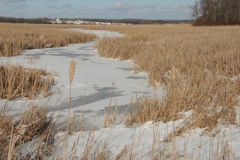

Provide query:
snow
left=55, top=121, right=240, bottom=159
left=1, top=29, right=240, bottom=159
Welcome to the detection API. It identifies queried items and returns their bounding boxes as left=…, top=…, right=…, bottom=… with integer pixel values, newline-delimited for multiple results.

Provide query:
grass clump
left=0, top=105, right=54, bottom=159
left=0, top=62, right=54, bottom=100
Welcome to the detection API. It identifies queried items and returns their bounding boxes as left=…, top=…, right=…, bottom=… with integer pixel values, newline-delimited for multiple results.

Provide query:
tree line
left=191, top=0, right=240, bottom=25
left=0, top=17, right=51, bottom=24
left=81, top=18, right=193, bottom=24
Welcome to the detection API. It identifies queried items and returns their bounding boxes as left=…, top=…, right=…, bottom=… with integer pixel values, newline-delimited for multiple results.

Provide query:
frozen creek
left=0, top=29, right=162, bottom=128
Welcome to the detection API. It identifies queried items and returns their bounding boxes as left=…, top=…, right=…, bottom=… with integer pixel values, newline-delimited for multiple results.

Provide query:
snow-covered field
left=1, top=29, right=240, bottom=159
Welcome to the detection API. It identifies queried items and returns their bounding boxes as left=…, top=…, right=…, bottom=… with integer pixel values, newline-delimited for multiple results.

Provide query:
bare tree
left=191, top=0, right=200, bottom=19
left=192, top=0, right=240, bottom=25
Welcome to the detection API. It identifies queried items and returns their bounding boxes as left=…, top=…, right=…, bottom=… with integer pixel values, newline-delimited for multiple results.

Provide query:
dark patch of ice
left=127, top=76, right=146, bottom=80
left=49, top=87, right=125, bottom=112
left=116, top=67, right=133, bottom=71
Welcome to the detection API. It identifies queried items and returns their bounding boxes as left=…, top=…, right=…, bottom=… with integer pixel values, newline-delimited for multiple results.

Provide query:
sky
left=0, top=0, right=195, bottom=20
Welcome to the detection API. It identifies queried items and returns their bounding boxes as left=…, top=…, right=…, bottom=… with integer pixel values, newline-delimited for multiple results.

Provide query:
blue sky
left=0, top=0, right=195, bottom=20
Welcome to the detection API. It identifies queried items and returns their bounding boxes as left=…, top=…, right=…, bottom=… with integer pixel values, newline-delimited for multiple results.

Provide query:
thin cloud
left=60, top=4, right=72, bottom=8
left=45, top=4, right=72, bottom=10
left=109, top=2, right=131, bottom=10
left=1, top=0, right=26, bottom=3
left=44, top=0, right=64, bottom=3
left=171, top=4, right=180, bottom=9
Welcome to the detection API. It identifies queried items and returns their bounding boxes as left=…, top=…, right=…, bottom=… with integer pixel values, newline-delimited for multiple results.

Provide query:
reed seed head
left=171, top=66, right=176, bottom=81
left=69, top=60, right=75, bottom=84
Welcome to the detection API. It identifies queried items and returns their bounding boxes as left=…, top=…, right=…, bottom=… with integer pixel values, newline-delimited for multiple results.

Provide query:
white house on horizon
left=56, top=19, right=62, bottom=24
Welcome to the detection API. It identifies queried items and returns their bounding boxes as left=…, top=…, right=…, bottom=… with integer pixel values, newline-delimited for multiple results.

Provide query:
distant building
left=73, top=20, right=90, bottom=25
left=65, top=21, right=74, bottom=24
left=48, top=19, right=130, bottom=25
left=94, top=22, right=101, bottom=25
left=56, top=19, right=62, bottom=24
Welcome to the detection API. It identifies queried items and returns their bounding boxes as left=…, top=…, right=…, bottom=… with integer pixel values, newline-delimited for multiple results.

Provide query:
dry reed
left=79, top=24, right=240, bottom=134
left=69, top=60, right=75, bottom=84
left=0, top=62, right=54, bottom=100
left=0, top=23, right=98, bottom=57
left=0, top=105, right=54, bottom=159
left=66, top=60, right=76, bottom=157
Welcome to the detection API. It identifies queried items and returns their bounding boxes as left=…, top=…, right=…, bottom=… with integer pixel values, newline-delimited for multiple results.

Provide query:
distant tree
left=191, top=0, right=200, bottom=19
left=191, top=0, right=240, bottom=25
left=0, top=16, right=52, bottom=24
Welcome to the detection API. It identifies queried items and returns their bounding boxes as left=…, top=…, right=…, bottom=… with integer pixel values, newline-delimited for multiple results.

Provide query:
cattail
left=69, top=60, right=75, bottom=84
left=171, top=66, right=176, bottom=81
left=66, top=60, right=76, bottom=156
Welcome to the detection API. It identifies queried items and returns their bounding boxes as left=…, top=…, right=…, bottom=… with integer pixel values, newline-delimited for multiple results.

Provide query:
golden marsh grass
left=0, top=62, right=54, bottom=100
left=0, top=23, right=98, bottom=57
left=0, top=105, right=53, bottom=159
left=78, top=24, right=240, bottom=132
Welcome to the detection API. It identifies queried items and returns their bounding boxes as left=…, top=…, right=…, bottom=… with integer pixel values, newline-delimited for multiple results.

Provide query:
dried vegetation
left=79, top=24, right=240, bottom=133
left=0, top=105, right=54, bottom=159
left=0, top=23, right=98, bottom=57
left=0, top=62, right=54, bottom=100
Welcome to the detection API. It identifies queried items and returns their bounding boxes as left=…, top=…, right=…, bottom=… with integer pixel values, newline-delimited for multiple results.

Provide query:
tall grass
left=0, top=23, right=98, bottom=57
left=0, top=105, right=54, bottom=159
left=79, top=24, right=240, bottom=133
left=0, top=62, right=54, bottom=100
